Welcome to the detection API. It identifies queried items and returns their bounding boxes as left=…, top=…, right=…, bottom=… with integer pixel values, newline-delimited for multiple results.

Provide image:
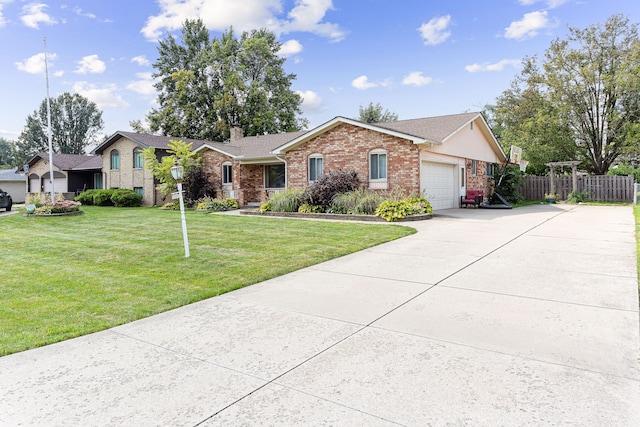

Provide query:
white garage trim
left=421, top=161, right=457, bottom=210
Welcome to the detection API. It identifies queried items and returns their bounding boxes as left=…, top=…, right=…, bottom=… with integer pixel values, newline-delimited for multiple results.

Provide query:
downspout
left=275, top=154, right=288, bottom=189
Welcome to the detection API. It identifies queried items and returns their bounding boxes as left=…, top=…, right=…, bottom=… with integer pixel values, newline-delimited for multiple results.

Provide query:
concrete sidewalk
left=1, top=204, right=639, bottom=426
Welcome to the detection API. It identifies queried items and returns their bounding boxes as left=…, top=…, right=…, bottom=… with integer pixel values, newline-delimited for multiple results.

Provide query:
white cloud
left=505, top=11, right=550, bottom=40
left=141, top=0, right=345, bottom=42
left=15, top=52, right=57, bottom=74
left=75, top=55, right=106, bottom=74
left=21, top=3, right=57, bottom=29
left=296, top=90, right=323, bottom=113
left=351, top=75, right=391, bottom=90
left=402, top=71, right=433, bottom=86
left=72, top=81, right=129, bottom=109
left=418, top=15, right=451, bottom=46
left=278, top=39, right=303, bottom=57
left=131, top=55, right=151, bottom=67
left=352, top=75, right=377, bottom=90
left=126, top=72, right=156, bottom=96
left=465, top=59, right=522, bottom=73
left=281, top=0, right=345, bottom=41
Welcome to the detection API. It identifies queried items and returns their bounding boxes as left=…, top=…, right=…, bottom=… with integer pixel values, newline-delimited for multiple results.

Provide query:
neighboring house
left=93, top=131, right=209, bottom=206
left=20, top=153, right=102, bottom=199
left=0, top=168, right=27, bottom=203
left=196, top=112, right=506, bottom=210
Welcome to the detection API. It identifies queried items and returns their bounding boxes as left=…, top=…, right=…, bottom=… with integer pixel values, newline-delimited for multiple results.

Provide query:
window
left=134, top=187, right=144, bottom=197
left=265, top=164, right=285, bottom=188
left=94, top=173, right=103, bottom=189
left=309, top=156, right=323, bottom=181
left=461, top=167, right=466, bottom=185
left=222, top=162, right=232, bottom=184
left=471, top=160, right=477, bottom=176
left=486, top=162, right=494, bottom=177
left=133, top=148, right=144, bottom=169
left=110, top=150, right=120, bottom=170
left=369, top=151, right=387, bottom=181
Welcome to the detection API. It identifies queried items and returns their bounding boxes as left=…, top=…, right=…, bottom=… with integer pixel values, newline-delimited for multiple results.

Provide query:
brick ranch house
left=196, top=111, right=506, bottom=210
left=39, top=112, right=505, bottom=210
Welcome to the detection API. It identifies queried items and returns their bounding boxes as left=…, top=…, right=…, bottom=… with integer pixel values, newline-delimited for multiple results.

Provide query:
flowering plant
left=31, top=200, right=82, bottom=214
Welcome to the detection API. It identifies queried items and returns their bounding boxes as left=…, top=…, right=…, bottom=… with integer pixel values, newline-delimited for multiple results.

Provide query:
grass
left=0, top=206, right=415, bottom=356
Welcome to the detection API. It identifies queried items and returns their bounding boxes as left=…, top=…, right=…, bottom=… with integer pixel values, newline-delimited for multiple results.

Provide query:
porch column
left=571, top=165, right=578, bottom=193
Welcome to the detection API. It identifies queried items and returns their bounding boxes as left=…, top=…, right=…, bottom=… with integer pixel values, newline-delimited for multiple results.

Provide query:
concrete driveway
left=1, top=204, right=639, bottom=426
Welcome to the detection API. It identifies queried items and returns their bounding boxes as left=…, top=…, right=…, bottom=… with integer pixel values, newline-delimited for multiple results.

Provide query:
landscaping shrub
left=162, top=201, right=180, bottom=210
left=567, top=190, right=590, bottom=203
left=303, top=170, right=361, bottom=210
left=298, top=203, right=323, bottom=213
left=492, top=164, right=523, bottom=204
left=110, top=189, right=142, bottom=207
left=269, top=188, right=304, bottom=212
left=75, top=189, right=99, bottom=205
left=375, top=197, right=433, bottom=222
left=196, top=196, right=239, bottom=211
left=93, top=189, right=116, bottom=206
left=183, top=163, right=216, bottom=204
left=329, top=189, right=384, bottom=215
left=259, top=200, right=273, bottom=213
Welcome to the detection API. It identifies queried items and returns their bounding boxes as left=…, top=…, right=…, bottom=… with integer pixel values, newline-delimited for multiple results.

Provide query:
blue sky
left=1, top=0, right=638, bottom=144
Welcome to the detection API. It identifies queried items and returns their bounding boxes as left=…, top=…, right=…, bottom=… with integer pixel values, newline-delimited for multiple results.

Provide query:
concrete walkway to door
left=1, top=204, right=639, bottom=425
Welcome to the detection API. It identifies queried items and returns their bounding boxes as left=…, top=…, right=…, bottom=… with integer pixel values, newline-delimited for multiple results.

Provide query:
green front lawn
left=0, top=206, right=415, bottom=356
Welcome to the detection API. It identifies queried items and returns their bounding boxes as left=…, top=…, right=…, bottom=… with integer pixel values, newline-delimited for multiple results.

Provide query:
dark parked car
left=0, top=188, right=12, bottom=211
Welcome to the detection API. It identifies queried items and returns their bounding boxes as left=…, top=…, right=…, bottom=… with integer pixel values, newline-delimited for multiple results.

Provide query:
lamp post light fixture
left=170, top=160, right=190, bottom=258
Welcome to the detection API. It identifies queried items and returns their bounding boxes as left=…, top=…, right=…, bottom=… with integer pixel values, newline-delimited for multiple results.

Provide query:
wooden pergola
left=545, top=161, right=581, bottom=196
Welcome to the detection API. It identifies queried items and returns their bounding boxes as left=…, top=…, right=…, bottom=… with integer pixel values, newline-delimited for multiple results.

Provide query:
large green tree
left=16, top=92, right=104, bottom=164
left=357, top=102, right=398, bottom=123
left=0, top=137, right=17, bottom=168
left=491, top=15, right=640, bottom=175
left=147, top=19, right=306, bottom=141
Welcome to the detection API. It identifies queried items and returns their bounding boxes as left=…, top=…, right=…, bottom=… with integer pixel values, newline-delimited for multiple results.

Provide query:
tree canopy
left=147, top=19, right=307, bottom=141
left=16, top=92, right=104, bottom=165
left=357, top=102, right=398, bottom=123
left=0, top=138, right=16, bottom=168
left=490, top=15, right=640, bottom=175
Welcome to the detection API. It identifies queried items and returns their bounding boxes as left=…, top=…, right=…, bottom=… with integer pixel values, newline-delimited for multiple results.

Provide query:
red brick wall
left=465, top=159, right=493, bottom=198
left=201, top=150, right=232, bottom=197
left=285, top=123, right=421, bottom=193
left=239, top=164, right=264, bottom=205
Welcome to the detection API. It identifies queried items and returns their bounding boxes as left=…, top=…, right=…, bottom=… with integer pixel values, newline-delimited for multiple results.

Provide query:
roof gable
left=93, top=131, right=208, bottom=155
left=24, top=152, right=102, bottom=171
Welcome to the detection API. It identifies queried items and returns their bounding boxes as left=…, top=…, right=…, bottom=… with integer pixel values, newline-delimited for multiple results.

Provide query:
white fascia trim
left=193, top=144, right=237, bottom=158
left=272, top=116, right=425, bottom=154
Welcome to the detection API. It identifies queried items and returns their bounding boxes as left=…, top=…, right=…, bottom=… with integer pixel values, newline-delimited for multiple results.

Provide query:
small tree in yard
left=143, top=139, right=211, bottom=206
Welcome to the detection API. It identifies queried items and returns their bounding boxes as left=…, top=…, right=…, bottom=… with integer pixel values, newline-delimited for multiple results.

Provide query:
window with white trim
left=110, top=150, right=120, bottom=170
left=222, top=162, right=232, bottom=184
left=133, top=148, right=144, bottom=169
left=370, top=151, right=387, bottom=180
left=369, top=150, right=387, bottom=189
left=471, top=160, right=477, bottom=176
left=308, top=155, right=323, bottom=182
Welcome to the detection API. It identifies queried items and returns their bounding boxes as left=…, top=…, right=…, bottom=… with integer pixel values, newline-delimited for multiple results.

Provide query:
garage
left=420, top=161, right=457, bottom=210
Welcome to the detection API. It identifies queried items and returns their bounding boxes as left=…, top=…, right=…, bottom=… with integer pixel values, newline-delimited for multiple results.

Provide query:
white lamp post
left=170, top=160, right=190, bottom=258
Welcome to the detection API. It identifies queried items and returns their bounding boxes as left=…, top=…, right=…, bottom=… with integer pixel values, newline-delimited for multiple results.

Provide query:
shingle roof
left=0, top=168, right=25, bottom=181
left=372, top=112, right=480, bottom=143
left=93, top=131, right=209, bottom=154
left=28, top=153, right=102, bottom=171
left=203, top=131, right=307, bottom=159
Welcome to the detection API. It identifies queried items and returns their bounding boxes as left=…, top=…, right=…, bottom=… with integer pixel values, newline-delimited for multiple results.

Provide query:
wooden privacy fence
left=518, top=175, right=634, bottom=202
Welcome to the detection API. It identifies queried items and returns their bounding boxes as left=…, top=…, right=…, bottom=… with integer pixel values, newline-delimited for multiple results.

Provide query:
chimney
left=230, top=126, right=244, bottom=143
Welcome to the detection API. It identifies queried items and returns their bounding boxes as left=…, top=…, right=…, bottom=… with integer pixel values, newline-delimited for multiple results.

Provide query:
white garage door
left=421, top=161, right=456, bottom=210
